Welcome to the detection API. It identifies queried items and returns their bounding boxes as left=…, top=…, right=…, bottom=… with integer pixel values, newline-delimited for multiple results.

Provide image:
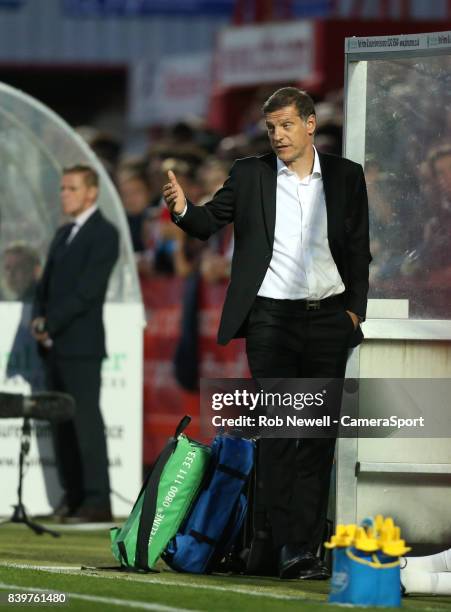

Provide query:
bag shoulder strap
left=135, top=416, right=191, bottom=570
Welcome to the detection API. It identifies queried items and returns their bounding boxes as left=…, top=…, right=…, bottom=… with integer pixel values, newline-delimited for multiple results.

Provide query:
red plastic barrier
left=141, top=276, right=248, bottom=466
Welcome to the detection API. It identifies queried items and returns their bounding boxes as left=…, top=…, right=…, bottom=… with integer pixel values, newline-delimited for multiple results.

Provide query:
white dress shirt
left=66, top=204, right=98, bottom=244
left=258, top=147, right=345, bottom=300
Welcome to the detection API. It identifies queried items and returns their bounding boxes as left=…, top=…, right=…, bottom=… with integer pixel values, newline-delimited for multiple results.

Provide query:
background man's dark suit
left=174, top=149, right=371, bottom=564
left=33, top=209, right=119, bottom=517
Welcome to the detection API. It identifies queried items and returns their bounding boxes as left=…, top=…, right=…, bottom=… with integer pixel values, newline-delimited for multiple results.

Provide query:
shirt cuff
left=174, top=201, right=187, bottom=220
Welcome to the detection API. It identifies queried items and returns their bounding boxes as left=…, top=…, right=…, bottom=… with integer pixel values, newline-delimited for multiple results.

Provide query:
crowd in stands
left=1, top=79, right=450, bottom=320
left=79, top=78, right=451, bottom=322
left=77, top=88, right=345, bottom=292
left=363, top=56, right=451, bottom=316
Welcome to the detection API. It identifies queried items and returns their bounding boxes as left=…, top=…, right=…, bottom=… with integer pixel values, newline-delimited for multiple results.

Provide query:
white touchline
left=0, top=583, right=198, bottom=612
left=0, top=564, right=80, bottom=572
left=0, top=562, right=311, bottom=602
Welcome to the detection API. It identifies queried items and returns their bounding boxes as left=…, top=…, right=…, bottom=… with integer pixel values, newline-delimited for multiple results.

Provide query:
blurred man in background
left=3, top=243, right=41, bottom=302
left=197, top=159, right=234, bottom=284
left=164, top=87, right=371, bottom=579
left=423, top=145, right=451, bottom=288
left=31, top=164, right=119, bottom=523
left=116, top=160, right=153, bottom=254
left=3, top=243, right=44, bottom=390
left=400, top=144, right=451, bottom=316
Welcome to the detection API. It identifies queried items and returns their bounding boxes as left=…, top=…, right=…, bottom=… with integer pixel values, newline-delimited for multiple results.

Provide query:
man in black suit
left=164, top=88, right=371, bottom=578
left=32, top=164, right=119, bottom=523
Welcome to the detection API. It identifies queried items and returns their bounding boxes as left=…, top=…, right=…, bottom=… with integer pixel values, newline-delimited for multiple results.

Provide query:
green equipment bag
left=110, top=416, right=211, bottom=572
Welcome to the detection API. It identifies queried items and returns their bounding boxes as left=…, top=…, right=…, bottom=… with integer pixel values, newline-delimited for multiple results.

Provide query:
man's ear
left=88, top=186, right=99, bottom=202
left=306, top=114, right=316, bottom=136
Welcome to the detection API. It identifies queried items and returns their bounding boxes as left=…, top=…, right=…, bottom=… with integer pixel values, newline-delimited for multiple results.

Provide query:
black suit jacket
left=33, top=209, right=119, bottom=358
left=175, top=151, right=371, bottom=346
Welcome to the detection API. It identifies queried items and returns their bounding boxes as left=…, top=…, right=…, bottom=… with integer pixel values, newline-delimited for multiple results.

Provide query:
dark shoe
left=34, top=496, right=80, bottom=521
left=247, top=532, right=279, bottom=576
left=61, top=507, right=113, bottom=524
left=279, top=544, right=315, bottom=579
left=298, top=558, right=331, bottom=580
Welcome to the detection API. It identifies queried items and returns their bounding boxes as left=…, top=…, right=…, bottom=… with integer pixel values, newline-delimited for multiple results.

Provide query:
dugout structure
left=338, top=30, right=451, bottom=545
left=0, top=82, right=144, bottom=518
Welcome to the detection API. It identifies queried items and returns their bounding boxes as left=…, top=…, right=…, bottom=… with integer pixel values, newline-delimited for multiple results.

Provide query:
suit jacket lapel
left=67, top=209, right=99, bottom=249
left=318, top=151, right=339, bottom=245
left=259, top=153, right=277, bottom=249
left=52, top=223, right=74, bottom=261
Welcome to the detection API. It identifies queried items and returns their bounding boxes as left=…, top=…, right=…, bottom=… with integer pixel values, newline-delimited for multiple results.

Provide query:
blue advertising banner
left=63, top=0, right=235, bottom=17
left=0, top=0, right=24, bottom=8
left=63, top=0, right=332, bottom=18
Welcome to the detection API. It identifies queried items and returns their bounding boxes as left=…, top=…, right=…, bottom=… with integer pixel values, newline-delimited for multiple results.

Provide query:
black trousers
left=44, top=352, right=111, bottom=511
left=246, top=295, right=353, bottom=551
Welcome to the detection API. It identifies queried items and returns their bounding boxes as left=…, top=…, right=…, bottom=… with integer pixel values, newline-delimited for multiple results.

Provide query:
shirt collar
left=72, top=204, right=98, bottom=227
left=277, top=146, right=322, bottom=179
left=312, top=146, right=321, bottom=177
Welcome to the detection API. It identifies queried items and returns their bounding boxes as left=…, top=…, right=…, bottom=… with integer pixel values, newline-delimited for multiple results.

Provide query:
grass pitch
left=1, top=523, right=451, bottom=611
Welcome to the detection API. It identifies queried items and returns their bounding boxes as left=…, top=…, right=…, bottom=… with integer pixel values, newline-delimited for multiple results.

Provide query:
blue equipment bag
left=163, top=435, right=255, bottom=574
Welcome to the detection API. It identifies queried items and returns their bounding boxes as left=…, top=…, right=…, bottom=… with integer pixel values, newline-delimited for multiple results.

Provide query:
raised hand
left=162, top=170, right=186, bottom=215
